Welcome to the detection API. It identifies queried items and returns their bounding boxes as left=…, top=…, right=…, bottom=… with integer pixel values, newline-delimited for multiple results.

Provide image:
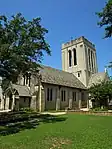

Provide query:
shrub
left=91, top=107, right=108, bottom=112
left=20, top=108, right=35, bottom=113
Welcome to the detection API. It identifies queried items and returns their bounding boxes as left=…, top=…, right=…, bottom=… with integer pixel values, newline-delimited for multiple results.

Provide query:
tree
left=105, top=62, right=112, bottom=79
left=108, top=62, right=112, bottom=80
left=97, top=0, right=112, bottom=38
left=0, top=13, right=51, bottom=90
left=89, top=80, right=112, bottom=108
left=108, top=62, right=112, bottom=69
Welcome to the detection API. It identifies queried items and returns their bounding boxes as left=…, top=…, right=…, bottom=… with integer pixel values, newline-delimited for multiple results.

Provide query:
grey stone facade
left=0, top=36, right=109, bottom=111
left=1, top=65, right=87, bottom=111
left=62, top=36, right=98, bottom=87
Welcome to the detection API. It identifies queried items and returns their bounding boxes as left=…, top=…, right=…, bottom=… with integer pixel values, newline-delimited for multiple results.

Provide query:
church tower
left=62, top=36, right=98, bottom=87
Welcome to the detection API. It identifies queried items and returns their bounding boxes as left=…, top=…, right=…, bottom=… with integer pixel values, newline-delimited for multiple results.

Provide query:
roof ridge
left=41, top=65, right=75, bottom=75
left=88, top=72, right=108, bottom=88
left=40, top=65, right=86, bottom=89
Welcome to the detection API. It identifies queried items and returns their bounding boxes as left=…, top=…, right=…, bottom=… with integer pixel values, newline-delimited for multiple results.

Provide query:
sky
left=0, top=0, right=111, bottom=74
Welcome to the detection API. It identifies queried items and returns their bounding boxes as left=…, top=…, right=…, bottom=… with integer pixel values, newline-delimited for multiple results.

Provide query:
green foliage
left=1, top=78, right=10, bottom=91
left=89, top=80, right=112, bottom=108
left=0, top=13, right=51, bottom=89
left=19, top=107, right=35, bottom=113
left=107, top=62, right=112, bottom=79
left=90, top=107, right=108, bottom=112
left=108, top=62, right=112, bottom=68
left=105, top=62, right=112, bottom=80
left=97, top=0, right=112, bottom=38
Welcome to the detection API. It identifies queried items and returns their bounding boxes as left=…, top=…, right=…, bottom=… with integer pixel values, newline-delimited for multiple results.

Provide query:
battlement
left=62, top=36, right=95, bottom=50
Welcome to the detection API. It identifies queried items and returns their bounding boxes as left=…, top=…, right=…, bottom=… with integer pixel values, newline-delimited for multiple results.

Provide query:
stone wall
left=30, top=95, right=37, bottom=110
left=44, top=84, right=57, bottom=110
left=19, top=97, right=30, bottom=108
left=68, top=111, right=112, bottom=116
left=43, top=83, right=87, bottom=111
left=61, top=36, right=98, bottom=87
left=0, top=79, right=87, bottom=112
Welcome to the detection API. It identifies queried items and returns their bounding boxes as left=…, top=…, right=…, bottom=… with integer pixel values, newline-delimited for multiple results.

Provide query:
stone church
left=0, top=36, right=108, bottom=111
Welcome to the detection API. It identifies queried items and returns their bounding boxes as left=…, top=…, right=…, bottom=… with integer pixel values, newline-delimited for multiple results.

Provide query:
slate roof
left=12, top=84, right=31, bottom=97
left=39, top=65, right=86, bottom=90
left=88, top=72, right=109, bottom=88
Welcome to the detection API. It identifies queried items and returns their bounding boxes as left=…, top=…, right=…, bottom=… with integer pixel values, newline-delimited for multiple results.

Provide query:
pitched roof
left=39, top=65, right=86, bottom=89
left=12, top=84, right=31, bottom=97
left=88, top=72, right=109, bottom=88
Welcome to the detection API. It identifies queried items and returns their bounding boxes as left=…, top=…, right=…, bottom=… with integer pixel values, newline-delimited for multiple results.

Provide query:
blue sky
left=0, top=0, right=111, bottom=73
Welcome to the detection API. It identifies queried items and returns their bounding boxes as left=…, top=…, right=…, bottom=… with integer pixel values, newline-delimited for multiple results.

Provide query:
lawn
left=0, top=113, right=112, bottom=149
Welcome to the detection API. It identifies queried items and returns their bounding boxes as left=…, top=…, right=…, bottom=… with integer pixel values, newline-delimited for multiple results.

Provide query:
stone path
left=41, top=112, right=67, bottom=116
left=0, top=110, right=67, bottom=115
left=0, top=109, right=11, bottom=113
left=80, top=108, right=89, bottom=111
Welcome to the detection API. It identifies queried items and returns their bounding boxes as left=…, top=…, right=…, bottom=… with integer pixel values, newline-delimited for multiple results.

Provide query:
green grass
left=0, top=114, right=112, bottom=149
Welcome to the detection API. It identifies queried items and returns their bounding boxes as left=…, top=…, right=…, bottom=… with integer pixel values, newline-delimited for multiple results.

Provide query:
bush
left=20, top=108, right=35, bottom=113
left=90, top=107, right=108, bottom=112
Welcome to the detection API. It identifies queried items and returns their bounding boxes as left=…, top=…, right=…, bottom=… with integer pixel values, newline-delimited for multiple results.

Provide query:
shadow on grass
left=0, top=112, right=67, bottom=136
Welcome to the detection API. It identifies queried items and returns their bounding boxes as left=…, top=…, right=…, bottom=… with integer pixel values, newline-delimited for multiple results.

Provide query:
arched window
left=23, top=72, right=31, bottom=87
left=91, top=51, right=94, bottom=72
left=47, top=88, right=49, bottom=101
left=23, top=75, right=26, bottom=85
left=88, top=48, right=91, bottom=70
left=68, top=50, right=72, bottom=67
left=73, top=48, right=77, bottom=65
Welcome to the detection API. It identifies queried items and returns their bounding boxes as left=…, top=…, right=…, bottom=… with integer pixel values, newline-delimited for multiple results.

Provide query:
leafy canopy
left=97, top=0, right=112, bottom=38
left=0, top=13, right=51, bottom=87
left=89, top=80, right=112, bottom=107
